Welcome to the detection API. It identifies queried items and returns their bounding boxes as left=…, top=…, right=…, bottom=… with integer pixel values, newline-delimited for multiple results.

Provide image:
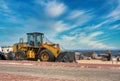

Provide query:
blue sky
left=0, top=0, right=120, bottom=50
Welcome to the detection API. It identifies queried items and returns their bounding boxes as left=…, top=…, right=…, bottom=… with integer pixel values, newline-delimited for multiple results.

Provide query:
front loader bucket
left=56, top=51, right=76, bottom=63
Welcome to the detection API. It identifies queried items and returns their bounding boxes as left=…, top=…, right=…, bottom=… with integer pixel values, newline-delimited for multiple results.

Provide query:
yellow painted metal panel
left=41, top=43, right=60, bottom=58
left=26, top=50, right=35, bottom=59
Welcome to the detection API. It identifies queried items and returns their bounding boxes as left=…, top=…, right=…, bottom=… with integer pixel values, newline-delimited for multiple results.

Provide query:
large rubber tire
left=0, top=56, right=2, bottom=60
left=8, top=51, right=15, bottom=60
left=39, top=49, right=55, bottom=62
left=15, top=50, right=26, bottom=60
left=0, top=52, right=6, bottom=60
left=0, top=52, right=2, bottom=60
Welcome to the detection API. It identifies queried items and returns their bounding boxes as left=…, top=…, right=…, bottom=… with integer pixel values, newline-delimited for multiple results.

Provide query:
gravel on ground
left=0, top=60, right=120, bottom=81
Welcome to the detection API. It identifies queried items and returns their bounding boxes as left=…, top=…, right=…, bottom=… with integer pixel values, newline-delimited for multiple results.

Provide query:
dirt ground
left=0, top=60, right=120, bottom=81
left=77, top=60, right=120, bottom=64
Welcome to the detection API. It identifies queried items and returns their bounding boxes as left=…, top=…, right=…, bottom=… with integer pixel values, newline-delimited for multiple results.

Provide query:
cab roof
left=27, top=32, right=44, bottom=35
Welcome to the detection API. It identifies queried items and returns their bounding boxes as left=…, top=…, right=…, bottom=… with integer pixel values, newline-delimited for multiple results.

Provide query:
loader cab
left=27, top=32, right=44, bottom=47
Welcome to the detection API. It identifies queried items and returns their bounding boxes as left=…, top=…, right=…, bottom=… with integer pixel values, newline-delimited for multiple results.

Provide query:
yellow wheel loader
left=13, top=32, right=76, bottom=62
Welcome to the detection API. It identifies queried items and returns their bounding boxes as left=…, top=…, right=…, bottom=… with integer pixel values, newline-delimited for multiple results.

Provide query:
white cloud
left=68, top=10, right=85, bottom=19
left=75, top=15, right=92, bottom=26
left=87, top=41, right=113, bottom=49
left=84, top=20, right=111, bottom=30
left=67, top=10, right=93, bottom=27
left=53, top=21, right=68, bottom=32
left=69, top=28, right=82, bottom=35
left=92, top=20, right=109, bottom=29
left=108, top=0, right=120, bottom=19
left=0, top=0, right=11, bottom=13
left=77, top=31, right=114, bottom=49
left=88, top=31, right=103, bottom=39
left=98, top=38, right=111, bottom=42
left=61, top=35, right=75, bottom=41
left=38, top=0, right=66, bottom=17
left=46, top=1, right=66, bottom=17
left=55, top=31, right=115, bottom=50
left=52, top=20, right=77, bottom=34
left=109, top=25, right=120, bottom=29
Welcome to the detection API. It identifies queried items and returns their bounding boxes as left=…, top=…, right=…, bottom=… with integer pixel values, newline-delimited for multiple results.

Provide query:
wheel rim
left=41, top=53, right=49, bottom=61
left=16, top=53, right=22, bottom=59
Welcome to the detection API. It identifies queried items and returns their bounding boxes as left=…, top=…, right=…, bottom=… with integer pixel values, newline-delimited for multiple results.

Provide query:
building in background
left=0, top=46, right=13, bottom=53
left=0, top=47, right=2, bottom=52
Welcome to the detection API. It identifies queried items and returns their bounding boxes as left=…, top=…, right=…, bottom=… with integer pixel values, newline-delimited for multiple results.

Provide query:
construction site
left=0, top=0, right=120, bottom=81
left=0, top=32, right=120, bottom=81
